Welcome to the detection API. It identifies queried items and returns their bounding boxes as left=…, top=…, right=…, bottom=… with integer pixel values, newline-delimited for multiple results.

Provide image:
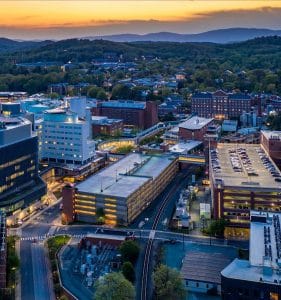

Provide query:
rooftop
left=222, top=211, right=281, bottom=285
left=181, top=251, right=233, bottom=284
left=101, top=100, right=146, bottom=110
left=76, top=153, right=175, bottom=198
left=250, top=211, right=281, bottom=268
left=179, top=116, right=213, bottom=130
left=211, top=143, right=281, bottom=190
left=262, top=130, right=281, bottom=141
left=169, top=141, right=202, bottom=154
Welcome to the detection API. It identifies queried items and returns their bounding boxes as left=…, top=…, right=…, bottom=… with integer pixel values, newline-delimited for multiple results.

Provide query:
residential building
left=210, top=143, right=281, bottom=238
left=62, top=153, right=178, bottom=225
left=192, top=90, right=252, bottom=119
left=178, top=116, right=214, bottom=141
left=221, top=211, right=281, bottom=300
left=92, top=100, right=158, bottom=129
left=0, top=115, right=46, bottom=217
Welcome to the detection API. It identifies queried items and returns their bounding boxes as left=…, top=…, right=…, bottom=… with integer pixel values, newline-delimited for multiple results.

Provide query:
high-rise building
left=41, top=108, right=95, bottom=166
left=0, top=115, right=46, bottom=216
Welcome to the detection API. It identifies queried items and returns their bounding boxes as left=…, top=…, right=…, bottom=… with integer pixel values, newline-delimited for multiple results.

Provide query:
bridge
left=178, top=154, right=206, bottom=165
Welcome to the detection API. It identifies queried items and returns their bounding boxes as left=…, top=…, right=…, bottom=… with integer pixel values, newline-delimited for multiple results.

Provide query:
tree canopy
left=94, top=272, right=135, bottom=300
left=153, top=264, right=186, bottom=300
left=119, top=240, right=140, bottom=264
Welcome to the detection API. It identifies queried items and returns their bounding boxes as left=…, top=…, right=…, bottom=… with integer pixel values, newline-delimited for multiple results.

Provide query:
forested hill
left=1, top=36, right=281, bottom=94
left=3, top=36, right=281, bottom=70
left=0, top=38, right=53, bottom=53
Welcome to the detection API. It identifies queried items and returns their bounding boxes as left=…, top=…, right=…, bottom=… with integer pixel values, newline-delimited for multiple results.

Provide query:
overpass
left=178, top=154, right=206, bottom=165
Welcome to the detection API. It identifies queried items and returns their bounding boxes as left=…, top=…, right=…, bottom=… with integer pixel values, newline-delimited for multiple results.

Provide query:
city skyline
left=1, top=1, right=281, bottom=39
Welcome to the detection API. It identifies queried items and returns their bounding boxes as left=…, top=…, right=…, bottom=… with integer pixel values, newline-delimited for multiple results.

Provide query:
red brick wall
left=62, top=185, right=75, bottom=224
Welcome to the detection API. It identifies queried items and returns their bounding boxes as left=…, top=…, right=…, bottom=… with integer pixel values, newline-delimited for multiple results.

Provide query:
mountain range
left=1, top=28, right=281, bottom=53
left=88, top=28, right=281, bottom=43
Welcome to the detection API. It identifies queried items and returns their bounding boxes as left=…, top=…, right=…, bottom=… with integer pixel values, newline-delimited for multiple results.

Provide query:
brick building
left=178, top=116, right=214, bottom=141
left=92, top=100, right=158, bottom=129
left=192, top=90, right=252, bottom=119
left=92, top=116, right=123, bottom=137
left=261, top=131, right=281, bottom=168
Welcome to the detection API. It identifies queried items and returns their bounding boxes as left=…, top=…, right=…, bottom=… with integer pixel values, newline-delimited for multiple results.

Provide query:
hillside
left=4, top=36, right=281, bottom=70
left=0, top=38, right=53, bottom=53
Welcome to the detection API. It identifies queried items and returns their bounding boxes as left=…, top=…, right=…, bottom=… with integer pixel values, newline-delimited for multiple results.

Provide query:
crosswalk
left=20, top=233, right=87, bottom=241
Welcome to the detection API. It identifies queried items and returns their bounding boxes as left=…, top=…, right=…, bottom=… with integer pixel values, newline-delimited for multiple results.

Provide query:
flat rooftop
left=250, top=211, right=281, bottom=268
left=179, top=116, right=213, bottom=130
left=211, top=143, right=281, bottom=190
left=222, top=210, right=281, bottom=284
left=181, top=252, right=233, bottom=284
left=221, top=258, right=281, bottom=285
left=76, top=153, right=175, bottom=198
left=169, top=141, right=202, bottom=154
left=262, top=130, right=281, bottom=141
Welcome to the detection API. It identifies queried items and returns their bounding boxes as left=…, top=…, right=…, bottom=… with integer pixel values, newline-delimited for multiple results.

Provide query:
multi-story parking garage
left=62, top=153, right=178, bottom=225
left=210, top=143, right=281, bottom=238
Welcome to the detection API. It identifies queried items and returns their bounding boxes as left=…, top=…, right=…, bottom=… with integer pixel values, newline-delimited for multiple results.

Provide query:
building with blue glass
left=0, top=115, right=46, bottom=219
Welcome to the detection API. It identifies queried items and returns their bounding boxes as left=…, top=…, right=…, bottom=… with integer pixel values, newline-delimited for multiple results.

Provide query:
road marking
left=149, top=230, right=155, bottom=239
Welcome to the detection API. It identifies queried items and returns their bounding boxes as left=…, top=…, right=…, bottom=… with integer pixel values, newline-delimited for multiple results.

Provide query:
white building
left=41, top=108, right=95, bottom=166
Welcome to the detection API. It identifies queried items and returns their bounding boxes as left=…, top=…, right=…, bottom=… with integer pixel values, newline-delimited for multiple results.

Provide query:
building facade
left=92, top=116, right=123, bottom=137
left=0, top=116, right=46, bottom=216
left=261, top=131, right=281, bottom=169
left=178, top=116, right=214, bottom=141
left=62, top=153, right=178, bottom=225
left=221, top=211, right=281, bottom=300
left=210, top=143, right=281, bottom=237
left=41, top=108, right=95, bottom=166
left=0, top=213, right=6, bottom=289
left=192, top=90, right=252, bottom=119
left=92, top=100, right=158, bottom=129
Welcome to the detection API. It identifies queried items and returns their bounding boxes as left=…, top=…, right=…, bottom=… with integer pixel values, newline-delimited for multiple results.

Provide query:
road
left=16, top=167, right=248, bottom=300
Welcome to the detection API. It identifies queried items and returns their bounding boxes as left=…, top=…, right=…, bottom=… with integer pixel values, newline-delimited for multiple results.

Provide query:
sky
left=1, top=1, right=281, bottom=40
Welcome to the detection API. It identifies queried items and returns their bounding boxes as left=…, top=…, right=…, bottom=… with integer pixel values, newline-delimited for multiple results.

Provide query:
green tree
left=153, top=264, right=186, bottom=300
left=96, top=207, right=105, bottom=224
left=87, top=86, right=100, bottom=98
left=207, top=219, right=228, bottom=238
left=111, top=84, right=131, bottom=100
left=121, top=261, right=135, bottom=283
left=94, top=272, right=135, bottom=300
left=119, top=240, right=140, bottom=264
left=96, top=89, right=107, bottom=100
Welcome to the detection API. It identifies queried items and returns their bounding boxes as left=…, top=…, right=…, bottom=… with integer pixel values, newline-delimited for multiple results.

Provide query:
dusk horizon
left=1, top=1, right=281, bottom=39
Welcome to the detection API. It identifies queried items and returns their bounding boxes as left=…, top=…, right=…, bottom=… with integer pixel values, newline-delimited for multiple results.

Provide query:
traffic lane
left=21, top=223, right=51, bottom=237
left=21, top=241, right=35, bottom=300
left=31, top=243, right=54, bottom=300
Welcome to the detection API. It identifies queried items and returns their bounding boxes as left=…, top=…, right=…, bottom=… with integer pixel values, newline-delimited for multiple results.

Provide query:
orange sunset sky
left=1, top=1, right=281, bottom=39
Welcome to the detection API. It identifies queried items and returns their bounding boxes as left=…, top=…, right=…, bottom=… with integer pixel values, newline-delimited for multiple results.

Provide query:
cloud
left=1, top=6, right=281, bottom=39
